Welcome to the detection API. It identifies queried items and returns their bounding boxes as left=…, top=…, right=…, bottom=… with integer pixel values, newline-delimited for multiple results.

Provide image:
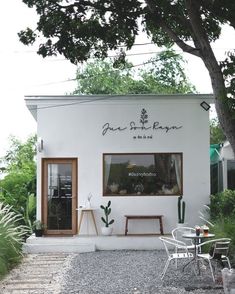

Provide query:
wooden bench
left=124, top=215, right=164, bottom=235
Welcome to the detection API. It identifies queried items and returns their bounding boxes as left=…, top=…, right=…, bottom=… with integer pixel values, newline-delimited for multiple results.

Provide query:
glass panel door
left=42, top=158, right=77, bottom=235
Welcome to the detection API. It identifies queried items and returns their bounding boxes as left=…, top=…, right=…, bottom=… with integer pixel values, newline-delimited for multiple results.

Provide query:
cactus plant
left=178, top=196, right=186, bottom=223
left=100, top=200, right=114, bottom=227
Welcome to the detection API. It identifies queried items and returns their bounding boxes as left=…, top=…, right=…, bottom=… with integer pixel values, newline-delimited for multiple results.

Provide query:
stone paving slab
left=0, top=253, right=71, bottom=294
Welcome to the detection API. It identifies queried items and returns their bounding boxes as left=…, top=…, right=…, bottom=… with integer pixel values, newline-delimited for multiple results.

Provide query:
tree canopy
left=0, top=135, right=37, bottom=227
left=19, top=0, right=235, bottom=154
left=73, top=50, right=195, bottom=94
left=210, top=118, right=226, bottom=144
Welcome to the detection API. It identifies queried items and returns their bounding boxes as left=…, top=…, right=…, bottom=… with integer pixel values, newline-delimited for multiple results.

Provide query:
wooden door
left=42, top=158, right=77, bottom=235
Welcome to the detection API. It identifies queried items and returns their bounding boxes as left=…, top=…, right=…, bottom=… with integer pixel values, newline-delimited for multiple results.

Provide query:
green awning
left=210, top=144, right=222, bottom=164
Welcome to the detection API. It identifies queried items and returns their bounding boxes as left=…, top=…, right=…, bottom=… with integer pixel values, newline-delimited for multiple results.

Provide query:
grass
left=0, top=202, right=29, bottom=278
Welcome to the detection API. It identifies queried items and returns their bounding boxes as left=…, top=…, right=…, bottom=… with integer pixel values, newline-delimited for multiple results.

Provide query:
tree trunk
left=185, top=0, right=235, bottom=156
left=208, top=69, right=235, bottom=156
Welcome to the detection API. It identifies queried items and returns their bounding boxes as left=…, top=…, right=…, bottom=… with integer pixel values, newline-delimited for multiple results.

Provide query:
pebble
left=0, top=250, right=225, bottom=294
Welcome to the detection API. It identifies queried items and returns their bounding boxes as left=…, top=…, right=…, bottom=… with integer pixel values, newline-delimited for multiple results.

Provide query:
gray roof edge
left=25, top=93, right=214, bottom=101
left=25, top=94, right=214, bottom=121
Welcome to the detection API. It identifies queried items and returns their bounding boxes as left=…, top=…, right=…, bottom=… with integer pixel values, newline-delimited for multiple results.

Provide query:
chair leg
left=224, top=257, right=231, bottom=269
left=161, top=259, right=170, bottom=280
left=208, top=260, right=215, bottom=282
left=175, top=249, right=178, bottom=268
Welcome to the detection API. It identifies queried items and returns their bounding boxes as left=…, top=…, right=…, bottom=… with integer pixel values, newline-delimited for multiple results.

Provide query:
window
left=103, top=153, right=183, bottom=196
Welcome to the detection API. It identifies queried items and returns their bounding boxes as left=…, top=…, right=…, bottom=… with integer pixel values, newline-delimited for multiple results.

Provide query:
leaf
left=109, top=219, right=114, bottom=225
left=101, top=217, right=107, bottom=225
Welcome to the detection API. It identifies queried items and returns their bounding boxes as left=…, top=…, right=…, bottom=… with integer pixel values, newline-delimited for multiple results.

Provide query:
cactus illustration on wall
left=178, top=195, right=186, bottom=223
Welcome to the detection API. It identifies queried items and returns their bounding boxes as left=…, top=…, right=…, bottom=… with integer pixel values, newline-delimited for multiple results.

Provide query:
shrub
left=210, top=189, right=235, bottom=220
left=210, top=190, right=235, bottom=265
left=0, top=202, right=29, bottom=278
left=210, top=217, right=235, bottom=266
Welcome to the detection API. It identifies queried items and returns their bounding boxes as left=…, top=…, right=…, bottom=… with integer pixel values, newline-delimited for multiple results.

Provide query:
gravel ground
left=59, top=250, right=225, bottom=294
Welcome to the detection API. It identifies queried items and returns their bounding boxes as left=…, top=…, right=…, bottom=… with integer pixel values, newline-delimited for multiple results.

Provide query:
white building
left=210, top=141, right=235, bottom=194
left=25, top=94, right=213, bottom=238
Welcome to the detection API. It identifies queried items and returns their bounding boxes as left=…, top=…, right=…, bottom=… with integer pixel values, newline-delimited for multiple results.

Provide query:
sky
left=0, top=1, right=234, bottom=157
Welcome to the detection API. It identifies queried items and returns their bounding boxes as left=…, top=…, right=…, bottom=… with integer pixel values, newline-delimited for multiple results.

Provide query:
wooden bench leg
left=159, top=217, right=164, bottom=235
left=125, top=217, right=128, bottom=235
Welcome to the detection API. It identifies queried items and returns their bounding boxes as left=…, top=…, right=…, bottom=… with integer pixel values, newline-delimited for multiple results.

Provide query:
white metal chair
left=172, top=226, right=196, bottom=250
left=172, top=226, right=196, bottom=268
left=197, top=238, right=231, bottom=282
left=159, top=236, right=194, bottom=279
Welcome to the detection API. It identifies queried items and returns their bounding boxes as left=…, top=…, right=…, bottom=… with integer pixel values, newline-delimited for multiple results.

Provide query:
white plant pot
left=101, top=227, right=113, bottom=236
left=177, top=223, right=186, bottom=228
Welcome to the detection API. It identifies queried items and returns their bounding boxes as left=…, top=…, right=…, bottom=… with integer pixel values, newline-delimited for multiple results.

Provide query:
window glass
left=103, top=153, right=182, bottom=196
left=227, top=160, right=235, bottom=190
left=210, top=161, right=223, bottom=194
left=47, top=163, right=72, bottom=230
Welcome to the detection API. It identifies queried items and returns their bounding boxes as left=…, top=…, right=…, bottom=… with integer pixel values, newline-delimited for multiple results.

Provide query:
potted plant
left=100, top=200, right=114, bottom=235
left=33, top=220, right=44, bottom=237
left=177, top=196, right=186, bottom=226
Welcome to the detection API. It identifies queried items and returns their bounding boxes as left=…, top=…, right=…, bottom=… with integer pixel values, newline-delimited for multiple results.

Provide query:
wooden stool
left=77, top=208, right=98, bottom=235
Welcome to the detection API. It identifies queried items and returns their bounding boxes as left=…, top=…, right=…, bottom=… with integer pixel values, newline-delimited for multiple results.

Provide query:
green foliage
left=73, top=50, right=195, bottom=95
left=33, top=220, right=44, bottom=230
left=139, top=50, right=196, bottom=94
left=74, top=59, right=136, bottom=94
left=0, top=135, right=37, bottom=228
left=220, top=51, right=235, bottom=113
left=100, top=201, right=115, bottom=227
left=210, top=190, right=235, bottom=264
left=210, top=118, right=226, bottom=144
left=210, top=217, right=235, bottom=264
left=210, top=190, right=235, bottom=220
left=178, top=195, right=185, bottom=223
left=0, top=202, right=30, bottom=278
left=25, top=194, right=36, bottom=231
left=18, top=1, right=234, bottom=64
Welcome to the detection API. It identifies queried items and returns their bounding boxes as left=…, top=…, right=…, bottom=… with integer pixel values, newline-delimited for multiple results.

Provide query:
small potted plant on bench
left=100, top=200, right=114, bottom=235
left=33, top=220, right=45, bottom=237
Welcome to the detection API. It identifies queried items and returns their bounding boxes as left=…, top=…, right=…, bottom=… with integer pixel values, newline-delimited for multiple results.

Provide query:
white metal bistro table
left=76, top=208, right=98, bottom=235
left=182, top=233, right=215, bottom=274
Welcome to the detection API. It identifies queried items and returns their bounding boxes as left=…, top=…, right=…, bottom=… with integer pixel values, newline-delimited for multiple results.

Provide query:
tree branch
left=145, top=0, right=201, bottom=57
left=184, top=0, right=220, bottom=72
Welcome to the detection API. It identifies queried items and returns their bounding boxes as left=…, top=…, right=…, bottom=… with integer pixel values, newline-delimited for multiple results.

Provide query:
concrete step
left=23, top=234, right=165, bottom=253
left=23, top=242, right=96, bottom=253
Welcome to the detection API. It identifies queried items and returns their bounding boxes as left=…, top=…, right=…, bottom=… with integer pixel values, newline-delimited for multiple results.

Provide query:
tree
left=74, top=59, right=138, bottom=94
left=19, top=0, right=235, bottom=154
left=210, top=118, right=226, bottom=144
left=74, top=50, right=195, bottom=94
left=0, top=135, right=37, bottom=227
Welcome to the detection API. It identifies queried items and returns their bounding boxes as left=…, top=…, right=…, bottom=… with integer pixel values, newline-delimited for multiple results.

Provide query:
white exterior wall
left=26, top=95, right=212, bottom=235
left=220, top=141, right=235, bottom=190
left=221, top=141, right=235, bottom=160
